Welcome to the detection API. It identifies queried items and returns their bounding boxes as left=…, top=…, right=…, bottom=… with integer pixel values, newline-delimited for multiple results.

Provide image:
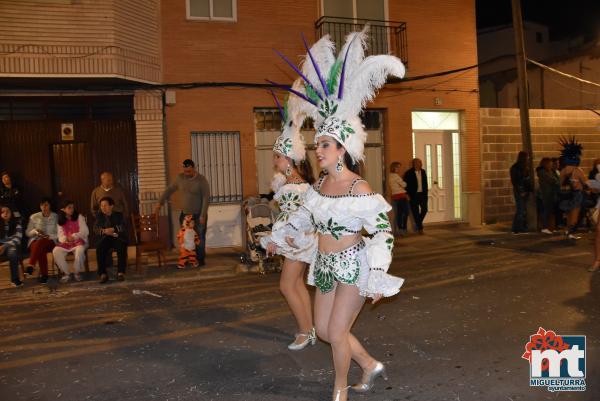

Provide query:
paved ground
left=0, top=225, right=598, bottom=401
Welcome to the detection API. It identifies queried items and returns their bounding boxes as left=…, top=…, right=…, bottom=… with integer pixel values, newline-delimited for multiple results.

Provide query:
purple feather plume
left=265, top=79, right=318, bottom=106
left=273, top=49, right=323, bottom=101
left=301, top=32, right=329, bottom=97
left=269, top=89, right=285, bottom=121
left=338, top=34, right=358, bottom=100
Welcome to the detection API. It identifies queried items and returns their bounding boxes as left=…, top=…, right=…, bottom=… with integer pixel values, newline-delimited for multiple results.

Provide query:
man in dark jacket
left=403, top=158, right=429, bottom=234
left=94, top=196, right=128, bottom=283
left=510, top=151, right=532, bottom=234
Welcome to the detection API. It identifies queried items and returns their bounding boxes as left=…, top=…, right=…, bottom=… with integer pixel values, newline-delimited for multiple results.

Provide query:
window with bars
left=254, top=108, right=315, bottom=131
left=191, top=131, right=243, bottom=203
left=254, top=108, right=380, bottom=131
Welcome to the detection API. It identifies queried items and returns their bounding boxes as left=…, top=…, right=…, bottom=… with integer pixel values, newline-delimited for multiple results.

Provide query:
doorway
left=51, top=142, right=95, bottom=215
left=413, top=131, right=453, bottom=222
left=411, top=111, right=462, bottom=223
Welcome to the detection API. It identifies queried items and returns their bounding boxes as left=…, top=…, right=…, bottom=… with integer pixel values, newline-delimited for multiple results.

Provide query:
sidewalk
left=0, top=247, right=243, bottom=292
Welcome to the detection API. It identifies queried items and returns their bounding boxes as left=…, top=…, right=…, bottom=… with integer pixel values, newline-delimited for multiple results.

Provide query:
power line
left=528, top=58, right=600, bottom=88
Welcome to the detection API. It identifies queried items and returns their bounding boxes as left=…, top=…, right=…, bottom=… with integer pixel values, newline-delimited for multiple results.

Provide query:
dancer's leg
left=280, top=258, right=312, bottom=335
left=327, top=283, right=375, bottom=400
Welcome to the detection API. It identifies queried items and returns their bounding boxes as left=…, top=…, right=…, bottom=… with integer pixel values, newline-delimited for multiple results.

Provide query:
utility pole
left=511, top=0, right=536, bottom=227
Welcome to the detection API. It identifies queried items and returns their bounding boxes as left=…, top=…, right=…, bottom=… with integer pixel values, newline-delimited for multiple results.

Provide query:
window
left=191, top=132, right=243, bottom=203
left=323, top=0, right=385, bottom=20
left=360, top=110, right=382, bottom=130
left=425, top=144, right=432, bottom=188
left=187, top=0, right=236, bottom=21
left=452, top=132, right=462, bottom=219
left=536, top=32, right=543, bottom=43
left=436, top=144, right=443, bottom=189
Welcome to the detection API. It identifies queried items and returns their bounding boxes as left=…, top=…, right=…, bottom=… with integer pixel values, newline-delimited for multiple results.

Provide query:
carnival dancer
left=260, top=80, right=318, bottom=350
left=558, top=137, right=587, bottom=240
left=270, top=29, right=405, bottom=401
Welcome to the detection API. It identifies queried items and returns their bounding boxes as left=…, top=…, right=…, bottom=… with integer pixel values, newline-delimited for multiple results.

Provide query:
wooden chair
left=131, top=213, right=166, bottom=271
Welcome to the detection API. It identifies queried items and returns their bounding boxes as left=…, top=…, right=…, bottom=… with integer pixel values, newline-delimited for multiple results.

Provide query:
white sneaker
left=59, top=275, right=70, bottom=283
left=567, top=233, right=581, bottom=240
left=541, top=229, right=553, bottom=235
left=74, top=273, right=83, bottom=282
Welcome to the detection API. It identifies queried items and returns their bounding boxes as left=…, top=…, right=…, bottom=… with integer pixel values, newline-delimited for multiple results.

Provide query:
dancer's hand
left=285, top=237, right=298, bottom=248
left=266, top=242, right=277, bottom=257
left=371, top=293, right=383, bottom=304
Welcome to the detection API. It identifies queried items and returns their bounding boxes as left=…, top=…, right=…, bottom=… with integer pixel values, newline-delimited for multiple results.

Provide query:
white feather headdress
left=269, top=79, right=307, bottom=163
left=269, top=27, right=406, bottom=163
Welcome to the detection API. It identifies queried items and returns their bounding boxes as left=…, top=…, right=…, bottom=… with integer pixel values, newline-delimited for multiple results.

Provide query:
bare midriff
left=318, top=233, right=362, bottom=254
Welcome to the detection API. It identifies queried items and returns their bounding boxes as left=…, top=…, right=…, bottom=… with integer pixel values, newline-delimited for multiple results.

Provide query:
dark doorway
left=0, top=96, right=139, bottom=223
left=51, top=142, right=94, bottom=214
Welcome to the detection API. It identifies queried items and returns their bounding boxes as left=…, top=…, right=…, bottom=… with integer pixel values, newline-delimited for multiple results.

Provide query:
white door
left=413, top=131, right=454, bottom=223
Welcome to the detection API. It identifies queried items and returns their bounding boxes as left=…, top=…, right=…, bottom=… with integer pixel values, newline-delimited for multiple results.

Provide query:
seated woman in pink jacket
left=52, top=199, right=89, bottom=283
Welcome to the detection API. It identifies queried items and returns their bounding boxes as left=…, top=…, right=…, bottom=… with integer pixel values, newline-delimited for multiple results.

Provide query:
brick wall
left=481, top=108, right=600, bottom=223
left=161, top=0, right=482, bottom=224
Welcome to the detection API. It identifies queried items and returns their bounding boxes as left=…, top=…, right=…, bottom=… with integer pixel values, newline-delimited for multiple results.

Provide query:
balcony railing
left=315, top=16, right=408, bottom=65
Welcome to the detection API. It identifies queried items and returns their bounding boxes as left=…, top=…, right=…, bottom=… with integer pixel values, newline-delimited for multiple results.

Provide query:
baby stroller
left=240, top=196, right=283, bottom=274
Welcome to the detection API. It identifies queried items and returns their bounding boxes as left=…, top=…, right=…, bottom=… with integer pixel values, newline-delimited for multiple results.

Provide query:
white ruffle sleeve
left=353, top=195, right=404, bottom=297
left=259, top=185, right=317, bottom=263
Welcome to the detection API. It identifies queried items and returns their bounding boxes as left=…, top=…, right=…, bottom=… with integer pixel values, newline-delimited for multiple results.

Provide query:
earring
left=335, top=156, right=344, bottom=173
left=285, top=164, right=292, bottom=176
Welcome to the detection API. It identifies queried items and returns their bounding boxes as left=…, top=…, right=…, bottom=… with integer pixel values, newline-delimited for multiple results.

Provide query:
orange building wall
left=161, top=0, right=481, bottom=221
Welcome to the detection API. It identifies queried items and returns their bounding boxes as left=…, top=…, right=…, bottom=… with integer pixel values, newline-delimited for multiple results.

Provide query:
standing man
left=155, top=159, right=210, bottom=266
left=510, top=151, right=532, bottom=234
left=91, top=172, right=129, bottom=217
left=403, top=158, right=429, bottom=234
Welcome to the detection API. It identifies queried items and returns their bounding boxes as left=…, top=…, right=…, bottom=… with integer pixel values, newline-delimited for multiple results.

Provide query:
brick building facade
left=161, top=0, right=482, bottom=246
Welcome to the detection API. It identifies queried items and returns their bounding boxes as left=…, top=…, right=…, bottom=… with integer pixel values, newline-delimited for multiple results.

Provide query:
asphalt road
left=0, top=225, right=598, bottom=401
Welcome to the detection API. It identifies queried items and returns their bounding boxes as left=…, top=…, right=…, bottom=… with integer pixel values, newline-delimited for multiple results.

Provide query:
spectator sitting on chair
left=0, top=171, right=25, bottom=220
left=53, top=200, right=88, bottom=283
left=94, top=197, right=128, bottom=284
left=0, top=205, right=23, bottom=287
left=404, top=158, right=429, bottom=234
left=155, top=159, right=210, bottom=266
left=90, top=172, right=129, bottom=217
left=25, top=197, right=58, bottom=284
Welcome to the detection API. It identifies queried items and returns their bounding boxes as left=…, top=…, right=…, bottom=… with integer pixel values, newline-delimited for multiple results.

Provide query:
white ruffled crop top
left=260, top=175, right=317, bottom=263
left=284, top=175, right=404, bottom=297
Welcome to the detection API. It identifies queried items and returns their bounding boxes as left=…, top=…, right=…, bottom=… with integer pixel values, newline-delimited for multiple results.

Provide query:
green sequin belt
left=313, top=240, right=365, bottom=293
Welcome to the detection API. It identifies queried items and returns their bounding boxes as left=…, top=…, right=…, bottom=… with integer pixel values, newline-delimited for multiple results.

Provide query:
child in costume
left=260, top=80, right=318, bottom=350
left=271, top=28, right=405, bottom=401
left=177, top=214, right=200, bottom=268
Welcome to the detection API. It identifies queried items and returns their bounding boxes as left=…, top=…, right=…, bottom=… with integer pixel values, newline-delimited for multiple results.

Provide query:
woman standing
left=536, top=158, right=559, bottom=234
left=0, top=171, right=25, bottom=220
left=261, top=83, right=318, bottom=350
left=558, top=137, right=586, bottom=240
left=0, top=205, right=23, bottom=287
left=389, top=162, right=409, bottom=237
left=272, top=30, right=405, bottom=401
left=25, top=197, right=58, bottom=284
left=52, top=200, right=88, bottom=282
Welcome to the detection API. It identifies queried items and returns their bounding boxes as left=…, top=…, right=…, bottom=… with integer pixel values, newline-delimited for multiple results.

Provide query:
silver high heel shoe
left=287, top=327, right=316, bottom=350
left=350, top=361, right=388, bottom=392
left=333, top=386, right=350, bottom=401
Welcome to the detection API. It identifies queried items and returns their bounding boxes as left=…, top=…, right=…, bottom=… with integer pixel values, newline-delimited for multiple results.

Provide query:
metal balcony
left=315, top=16, right=408, bottom=65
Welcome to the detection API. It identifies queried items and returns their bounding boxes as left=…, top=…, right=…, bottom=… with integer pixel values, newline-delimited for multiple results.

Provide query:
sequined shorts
left=312, top=240, right=366, bottom=293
